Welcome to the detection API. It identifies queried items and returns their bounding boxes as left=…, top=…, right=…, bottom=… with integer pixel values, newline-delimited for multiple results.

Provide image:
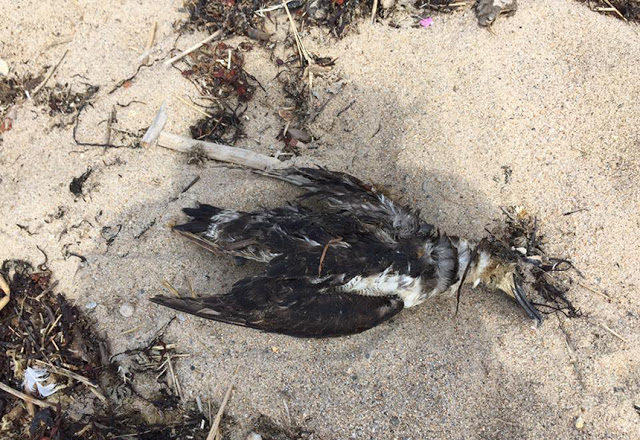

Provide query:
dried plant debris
left=190, top=107, right=244, bottom=144
left=0, top=260, right=107, bottom=439
left=0, top=73, right=43, bottom=135
left=578, top=0, right=640, bottom=22
left=34, top=83, right=99, bottom=116
left=178, top=41, right=257, bottom=144
left=0, top=260, right=251, bottom=440
left=489, top=207, right=581, bottom=319
left=183, top=42, right=256, bottom=102
left=414, top=0, right=470, bottom=12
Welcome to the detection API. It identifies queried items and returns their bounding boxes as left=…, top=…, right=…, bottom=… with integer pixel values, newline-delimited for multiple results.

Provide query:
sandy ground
left=1, top=0, right=639, bottom=438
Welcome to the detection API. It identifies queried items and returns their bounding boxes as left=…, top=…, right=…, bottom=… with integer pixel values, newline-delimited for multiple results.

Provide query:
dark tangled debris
left=35, top=83, right=99, bottom=117
left=178, top=41, right=258, bottom=144
left=489, top=207, right=582, bottom=319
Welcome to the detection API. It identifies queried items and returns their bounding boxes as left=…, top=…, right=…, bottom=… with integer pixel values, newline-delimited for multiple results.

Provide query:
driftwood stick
left=206, top=379, right=234, bottom=440
left=164, top=29, right=223, bottom=67
left=141, top=102, right=168, bottom=147
left=0, top=381, right=56, bottom=409
left=157, top=131, right=283, bottom=170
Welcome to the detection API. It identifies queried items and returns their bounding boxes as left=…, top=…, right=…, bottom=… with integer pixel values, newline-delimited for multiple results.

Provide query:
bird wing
left=150, top=276, right=404, bottom=337
left=258, top=167, right=430, bottom=240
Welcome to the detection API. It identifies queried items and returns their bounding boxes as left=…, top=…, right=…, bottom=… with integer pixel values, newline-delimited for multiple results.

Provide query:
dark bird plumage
left=151, top=167, right=543, bottom=337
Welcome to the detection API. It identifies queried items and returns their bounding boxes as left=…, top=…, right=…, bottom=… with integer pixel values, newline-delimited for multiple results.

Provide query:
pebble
left=85, top=301, right=97, bottom=310
left=575, top=416, right=584, bottom=430
left=246, top=433, right=262, bottom=440
left=119, top=303, right=135, bottom=318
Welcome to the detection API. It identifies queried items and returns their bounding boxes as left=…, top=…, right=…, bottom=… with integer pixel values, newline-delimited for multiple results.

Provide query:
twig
left=181, top=176, right=201, bottom=194
left=336, top=99, right=356, bottom=117
left=318, top=237, right=342, bottom=276
left=562, top=208, right=589, bottom=216
left=599, top=323, right=627, bottom=342
left=32, top=50, right=68, bottom=96
left=167, top=355, right=182, bottom=398
left=206, top=378, right=235, bottom=440
left=577, top=281, right=610, bottom=299
left=371, top=0, right=379, bottom=23
left=164, top=29, right=224, bottom=67
left=157, top=131, right=283, bottom=170
left=33, top=360, right=107, bottom=403
left=0, top=381, right=56, bottom=408
left=141, top=102, right=168, bottom=147
left=139, top=21, right=158, bottom=65
left=602, top=0, right=627, bottom=21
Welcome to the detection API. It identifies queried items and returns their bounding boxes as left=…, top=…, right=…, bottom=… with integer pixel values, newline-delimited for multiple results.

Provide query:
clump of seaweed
left=190, top=108, right=243, bottom=144
left=178, top=41, right=258, bottom=144
left=183, top=41, right=256, bottom=102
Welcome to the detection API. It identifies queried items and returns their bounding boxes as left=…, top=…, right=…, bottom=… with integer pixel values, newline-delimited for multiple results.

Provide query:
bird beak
left=512, top=274, right=543, bottom=325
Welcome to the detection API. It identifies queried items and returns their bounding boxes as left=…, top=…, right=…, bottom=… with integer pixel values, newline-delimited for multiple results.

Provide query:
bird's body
left=151, top=168, right=542, bottom=337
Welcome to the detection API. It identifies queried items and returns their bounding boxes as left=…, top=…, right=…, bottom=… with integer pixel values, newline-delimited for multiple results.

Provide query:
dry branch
left=157, top=131, right=283, bottom=170
left=0, top=381, right=56, bottom=409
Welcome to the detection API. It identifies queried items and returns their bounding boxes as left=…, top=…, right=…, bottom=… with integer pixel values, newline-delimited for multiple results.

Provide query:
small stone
left=0, top=58, right=9, bottom=76
left=575, top=416, right=584, bottom=430
left=85, top=301, right=97, bottom=310
left=381, top=0, right=395, bottom=9
left=119, top=303, right=135, bottom=318
left=246, top=433, right=262, bottom=440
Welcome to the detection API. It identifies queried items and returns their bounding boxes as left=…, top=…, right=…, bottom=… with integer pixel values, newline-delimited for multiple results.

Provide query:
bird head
left=466, top=238, right=543, bottom=324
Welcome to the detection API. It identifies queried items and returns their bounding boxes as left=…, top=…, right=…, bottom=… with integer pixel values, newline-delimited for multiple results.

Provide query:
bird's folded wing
left=258, top=167, right=426, bottom=240
left=150, top=276, right=404, bottom=337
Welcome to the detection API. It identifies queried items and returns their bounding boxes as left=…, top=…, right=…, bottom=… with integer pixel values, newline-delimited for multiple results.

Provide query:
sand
left=1, top=0, right=639, bottom=438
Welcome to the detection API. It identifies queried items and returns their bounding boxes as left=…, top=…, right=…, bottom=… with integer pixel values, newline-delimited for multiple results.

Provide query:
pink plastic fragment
left=419, top=17, right=433, bottom=28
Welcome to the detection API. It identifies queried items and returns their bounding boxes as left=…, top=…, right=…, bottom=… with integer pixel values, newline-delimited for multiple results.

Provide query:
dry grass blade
left=32, top=49, right=68, bottom=96
left=602, top=0, right=627, bottom=20
left=206, top=378, right=235, bottom=440
left=33, top=359, right=108, bottom=402
left=318, top=237, right=343, bottom=276
left=0, top=381, right=57, bottom=408
left=599, top=323, right=627, bottom=342
left=162, top=279, right=181, bottom=297
left=164, top=29, right=224, bottom=67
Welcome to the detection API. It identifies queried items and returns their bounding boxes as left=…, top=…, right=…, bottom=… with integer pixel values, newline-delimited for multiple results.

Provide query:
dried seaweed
left=184, top=42, right=256, bottom=101
left=190, top=107, right=244, bottom=144
left=35, top=82, right=99, bottom=116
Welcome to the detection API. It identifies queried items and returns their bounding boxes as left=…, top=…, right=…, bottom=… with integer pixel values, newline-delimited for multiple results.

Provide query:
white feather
left=23, top=367, right=60, bottom=397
